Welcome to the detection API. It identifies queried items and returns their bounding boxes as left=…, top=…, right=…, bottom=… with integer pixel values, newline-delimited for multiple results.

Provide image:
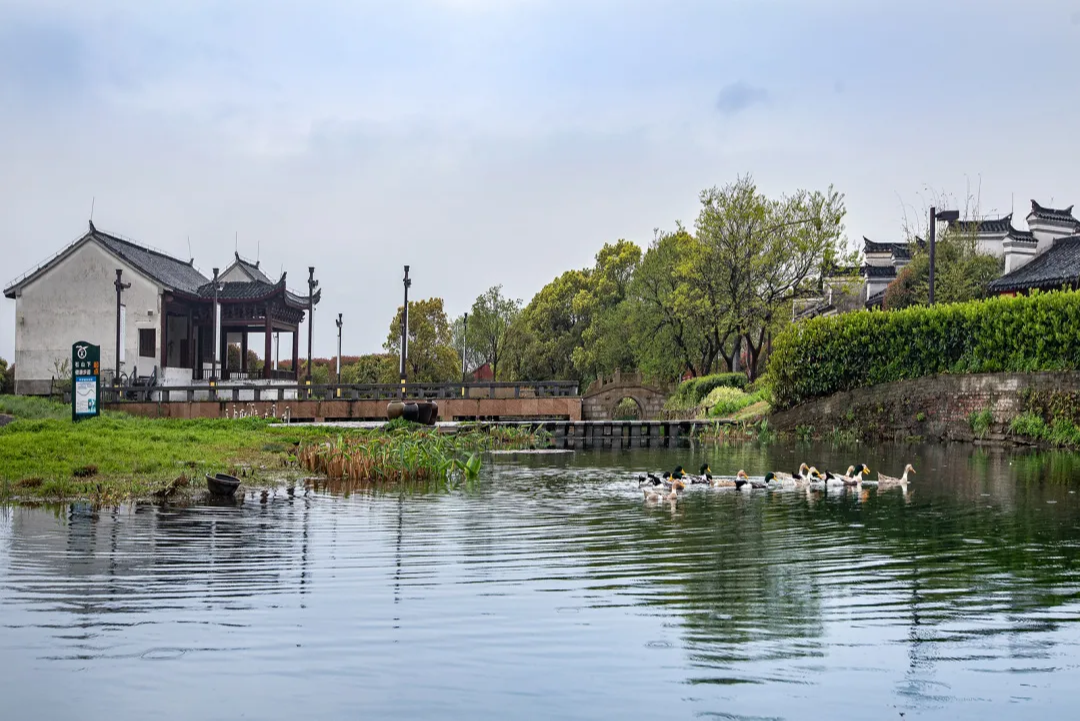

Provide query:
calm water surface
left=3, top=442, right=1080, bottom=720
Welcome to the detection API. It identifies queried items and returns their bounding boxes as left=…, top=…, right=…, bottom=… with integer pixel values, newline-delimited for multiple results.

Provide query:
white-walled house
left=3, top=222, right=318, bottom=395
left=820, top=200, right=1080, bottom=311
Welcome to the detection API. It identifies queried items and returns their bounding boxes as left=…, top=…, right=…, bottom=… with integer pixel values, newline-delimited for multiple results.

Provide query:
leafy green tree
left=507, top=269, right=593, bottom=381
left=341, top=354, right=398, bottom=384
left=629, top=227, right=722, bottom=379
left=883, top=228, right=1003, bottom=310
left=0, top=357, right=10, bottom=394
left=462, top=285, right=522, bottom=380
left=384, top=297, right=460, bottom=382
left=694, top=175, right=847, bottom=379
left=572, top=240, right=641, bottom=380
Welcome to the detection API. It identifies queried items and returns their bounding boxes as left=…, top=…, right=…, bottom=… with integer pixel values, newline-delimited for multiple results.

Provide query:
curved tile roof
left=989, top=235, right=1080, bottom=293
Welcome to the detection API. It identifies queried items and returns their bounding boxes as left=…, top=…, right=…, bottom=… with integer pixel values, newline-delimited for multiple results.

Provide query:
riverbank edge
left=767, top=371, right=1080, bottom=450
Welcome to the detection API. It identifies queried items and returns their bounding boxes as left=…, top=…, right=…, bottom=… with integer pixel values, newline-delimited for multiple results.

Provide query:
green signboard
left=72, top=341, right=101, bottom=422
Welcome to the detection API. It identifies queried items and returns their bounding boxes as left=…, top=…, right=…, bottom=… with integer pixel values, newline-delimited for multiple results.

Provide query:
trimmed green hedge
left=768, top=290, right=1080, bottom=409
left=666, top=373, right=747, bottom=409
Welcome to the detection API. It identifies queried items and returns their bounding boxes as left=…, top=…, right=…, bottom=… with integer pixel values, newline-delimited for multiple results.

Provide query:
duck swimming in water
left=692, top=464, right=713, bottom=485
left=825, top=464, right=870, bottom=488
left=877, top=464, right=915, bottom=491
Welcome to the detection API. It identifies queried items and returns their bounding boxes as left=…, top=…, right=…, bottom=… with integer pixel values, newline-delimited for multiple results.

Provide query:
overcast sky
left=3, top=0, right=1080, bottom=362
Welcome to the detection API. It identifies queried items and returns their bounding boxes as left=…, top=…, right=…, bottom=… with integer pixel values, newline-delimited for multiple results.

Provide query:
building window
left=139, top=328, right=156, bottom=358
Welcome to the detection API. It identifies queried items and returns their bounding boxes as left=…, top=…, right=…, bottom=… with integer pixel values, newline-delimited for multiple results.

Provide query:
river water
left=2, top=442, right=1080, bottom=720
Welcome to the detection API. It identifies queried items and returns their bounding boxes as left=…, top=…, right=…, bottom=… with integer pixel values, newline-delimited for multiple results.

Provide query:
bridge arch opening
left=612, top=396, right=644, bottom=420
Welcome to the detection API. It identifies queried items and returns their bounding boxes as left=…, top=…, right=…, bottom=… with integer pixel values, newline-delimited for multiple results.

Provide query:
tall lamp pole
left=399, top=265, right=411, bottom=398
left=335, top=313, right=343, bottom=384
left=928, top=207, right=937, bottom=305
left=930, top=209, right=960, bottom=305
left=461, top=311, right=469, bottom=383
left=113, top=269, right=130, bottom=385
left=307, top=267, right=318, bottom=386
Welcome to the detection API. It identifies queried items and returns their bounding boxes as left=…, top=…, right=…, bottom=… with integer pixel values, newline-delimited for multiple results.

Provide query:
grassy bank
left=0, top=396, right=545, bottom=503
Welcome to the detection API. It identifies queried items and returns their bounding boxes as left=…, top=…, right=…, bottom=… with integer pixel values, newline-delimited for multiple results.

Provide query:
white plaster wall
left=863, top=252, right=893, bottom=268
left=13, top=239, right=162, bottom=392
left=976, top=234, right=1006, bottom=258
left=1028, top=221, right=1075, bottom=255
left=1002, top=244, right=1037, bottom=274
left=219, top=265, right=249, bottom=282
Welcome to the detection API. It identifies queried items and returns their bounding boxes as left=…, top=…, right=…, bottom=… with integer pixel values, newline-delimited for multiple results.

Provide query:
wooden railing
left=100, top=381, right=580, bottom=404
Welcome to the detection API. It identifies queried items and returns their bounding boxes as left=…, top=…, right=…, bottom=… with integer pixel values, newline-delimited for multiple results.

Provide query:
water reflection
left=1, top=442, right=1079, bottom=720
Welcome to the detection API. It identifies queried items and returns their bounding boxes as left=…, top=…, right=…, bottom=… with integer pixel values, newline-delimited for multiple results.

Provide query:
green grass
left=0, top=395, right=74, bottom=420
left=969, top=407, right=994, bottom=439
left=0, top=396, right=548, bottom=503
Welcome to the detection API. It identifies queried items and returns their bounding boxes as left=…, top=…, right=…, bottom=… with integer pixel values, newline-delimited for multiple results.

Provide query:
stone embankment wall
left=769, top=372, right=1080, bottom=443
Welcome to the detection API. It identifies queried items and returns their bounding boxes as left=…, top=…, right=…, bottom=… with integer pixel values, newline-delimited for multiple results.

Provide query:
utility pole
left=113, top=269, right=130, bottom=385
left=335, top=313, right=343, bottom=384
left=461, top=311, right=469, bottom=384
left=307, top=267, right=317, bottom=385
left=211, top=268, right=220, bottom=381
left=399, top=265, right=411, bottom=399
left=928, top=206, right=937, bottom=305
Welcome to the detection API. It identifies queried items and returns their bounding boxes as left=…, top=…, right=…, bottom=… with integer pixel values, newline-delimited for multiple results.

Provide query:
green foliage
left=1009, top=412, right=1047, bottom=439
left=457, top=285, right=522, bottom=380
left=969, top=408, right=993, bottom=439
left=612, top=397, right=641, bottom=420
left=704, top=386, right=754, bottom=417
left=384, top=297, right=461, bottom=382
left=883, top=230, right=1003, bottom=310
left=768, top=289, right=1080, bottom=409
left=0, top=358, right=10, bottom=395
left=916, top=411, right=926, bottom=422
left=667, top=373, right=747, bottom=410
left=341, top=354, right=398, bottom=385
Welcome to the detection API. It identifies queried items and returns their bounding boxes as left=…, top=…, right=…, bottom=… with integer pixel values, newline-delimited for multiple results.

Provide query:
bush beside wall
left=768, top=290, right=1080, bottom=409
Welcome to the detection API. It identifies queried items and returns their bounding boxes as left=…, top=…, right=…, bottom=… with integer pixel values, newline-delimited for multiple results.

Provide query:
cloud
left=715, top=81, right=769, bottom=116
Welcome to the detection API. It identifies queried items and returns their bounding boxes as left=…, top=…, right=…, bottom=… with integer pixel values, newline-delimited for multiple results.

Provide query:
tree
left=886, top=186, right=1004, bottom=309
left=883, top=230, right=1002, bottom=309
left=694, top=175, right=847, bottom=379
left=384, top=297, right=460, bottom=382
left=463, top=285, right=522, bottom=381
left=0, top=357, right=10, bottom=394
left=571, top=240, right=641, bottom=380
left=507, top=269, right=593, bottom=381
left=341, top=354, right=398, bottom=385
left=630, top=227, right=723, bottom=379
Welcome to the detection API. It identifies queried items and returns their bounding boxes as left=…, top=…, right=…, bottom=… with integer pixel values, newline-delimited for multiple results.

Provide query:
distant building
left=470, top=362, right=494, bottom=382
left=817, top=200, right=1080, bottom=312
left=3, top=222, right=318, bottom=395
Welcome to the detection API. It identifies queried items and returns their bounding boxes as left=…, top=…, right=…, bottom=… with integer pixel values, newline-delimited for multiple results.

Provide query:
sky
left=3, top=0, right=1080, bottom=362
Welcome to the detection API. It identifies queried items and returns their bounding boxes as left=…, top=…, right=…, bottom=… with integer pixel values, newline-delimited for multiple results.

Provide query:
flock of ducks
left=637, top=463, right=916, bottom=503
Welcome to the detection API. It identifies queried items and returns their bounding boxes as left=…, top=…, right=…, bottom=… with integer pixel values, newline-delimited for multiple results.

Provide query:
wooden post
left=292, top=327, right=300, bottom=381
left=159, top=298, right=168, bottom=374
left=240, top=331, right=248, bottom=375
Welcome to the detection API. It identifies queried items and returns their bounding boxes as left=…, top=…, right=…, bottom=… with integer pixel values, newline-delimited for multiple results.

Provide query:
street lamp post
left=399, top=265, right=411, bottom=399
left=461, top=311, right=468, bottom=384
left=335, top=313, right=343, bottom=384
left=306, top=267, right=317, bottom=388
left=929, top=208, right=960, bottom=305
left=113, top=269, right=130, bottom=385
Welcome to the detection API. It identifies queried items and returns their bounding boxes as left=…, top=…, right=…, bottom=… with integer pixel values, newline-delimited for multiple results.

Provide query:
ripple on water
left=1, top=443, right=1080, bottom=720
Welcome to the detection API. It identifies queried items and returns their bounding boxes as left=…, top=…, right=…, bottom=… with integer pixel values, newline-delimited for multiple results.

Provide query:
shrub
left=704, top=387, right=754, bottom=417
left=666, top=373, right=747, bottom=410
left=0, top=358, right=10, bottom=395
left=969, top=408, right=993, bottom=439
left=768, top=289, right=1080, bottom=409
left=1009, top=412, right=1048, bottom=439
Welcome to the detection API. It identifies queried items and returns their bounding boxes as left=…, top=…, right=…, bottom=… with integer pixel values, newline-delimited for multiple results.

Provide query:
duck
left=637, top=472, right=664, bottom=488
left=764, top=471, right=797, bottom=490
left=824, top=464, right=870, bottom=488
left=877, top=464, right=915, bottom=491
left=643, top=487, right=662, bottom=502
left=708, top=469, right=745, bottom=489
left=692, top=464, right=713, bottom=485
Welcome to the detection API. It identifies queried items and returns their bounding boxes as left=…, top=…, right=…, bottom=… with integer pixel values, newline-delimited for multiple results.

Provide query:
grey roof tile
left=989, top=235, right=1080, bottom=293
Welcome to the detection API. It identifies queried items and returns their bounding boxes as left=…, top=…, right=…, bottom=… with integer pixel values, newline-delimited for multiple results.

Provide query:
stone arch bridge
left=582, top=370, right=672, bottom=420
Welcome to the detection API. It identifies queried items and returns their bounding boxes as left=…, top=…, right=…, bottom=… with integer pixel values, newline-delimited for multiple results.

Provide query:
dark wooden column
left=186, top=307, right=194, bottom=370
left=241, top=331, right=249, bottom=374
left=264, top=305, right=273, bottom=379
left=292, top=327, right=300, bottom=381
left=160, top=299, right=168, bottom=371
left=220, top=323, right=229, bottom=379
